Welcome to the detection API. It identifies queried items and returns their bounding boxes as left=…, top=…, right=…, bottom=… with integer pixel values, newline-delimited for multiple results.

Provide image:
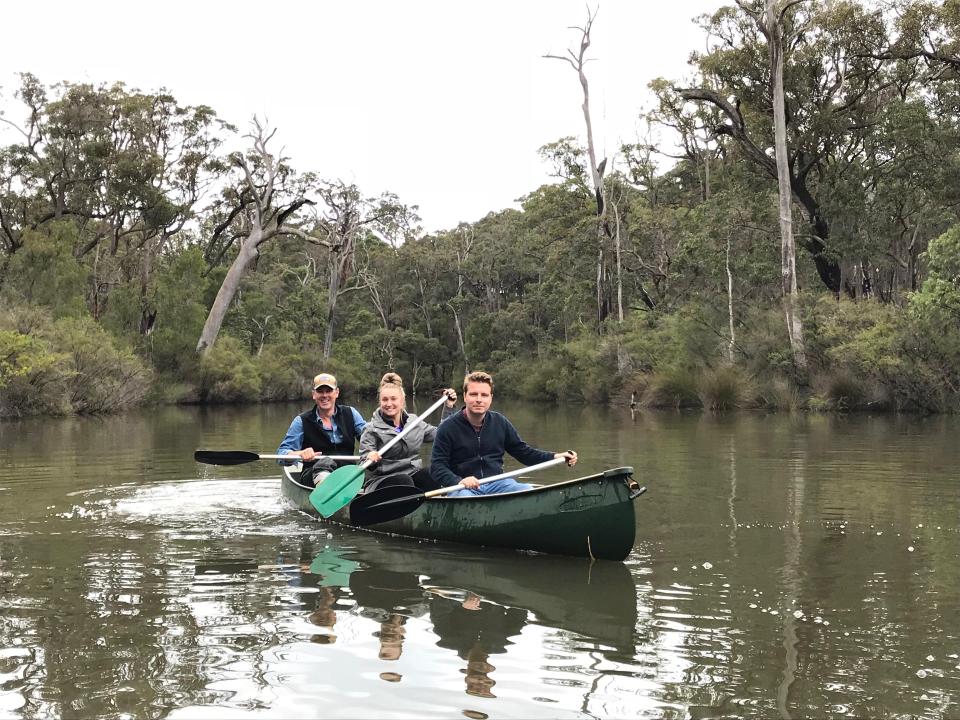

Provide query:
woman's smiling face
left=379, top=387, right=404, bottom=421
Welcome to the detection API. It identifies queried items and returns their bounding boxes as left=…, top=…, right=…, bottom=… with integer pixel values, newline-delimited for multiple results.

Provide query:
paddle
left=349, top=456, right=567, bottom=526
left=309, top=390, right=455, bottom=518
left=194, top=450, right=359, bottom=466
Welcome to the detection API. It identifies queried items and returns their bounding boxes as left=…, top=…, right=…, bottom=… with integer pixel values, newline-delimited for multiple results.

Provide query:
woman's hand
left=444, top=388, right=458, bottom=407
left=555, top=450, right=578, bottom=466
left=367, top=451, right=382, bottom=465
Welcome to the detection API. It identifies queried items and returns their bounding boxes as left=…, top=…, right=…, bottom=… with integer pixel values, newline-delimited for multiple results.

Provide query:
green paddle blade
left=309, top=464, right=365, bottom=518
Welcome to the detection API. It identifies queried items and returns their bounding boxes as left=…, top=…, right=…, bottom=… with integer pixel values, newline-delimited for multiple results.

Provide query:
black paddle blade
left=193, top=450, right=260, bottom=466
left=349, top=485, right=426, bottom=526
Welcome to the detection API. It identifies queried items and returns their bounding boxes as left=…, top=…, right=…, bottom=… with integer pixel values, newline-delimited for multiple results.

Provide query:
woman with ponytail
left=359, top=372, right=458, bottom=493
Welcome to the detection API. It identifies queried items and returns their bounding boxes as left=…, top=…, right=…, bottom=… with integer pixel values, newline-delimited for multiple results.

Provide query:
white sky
left=0, top=0, right=721, bottom=233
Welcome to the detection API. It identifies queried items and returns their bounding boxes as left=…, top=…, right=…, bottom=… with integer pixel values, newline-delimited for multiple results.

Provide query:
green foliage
left=809, top=371, right=867, bottom=413
left=2, top=46, right=960, bottom=416
left=52, top=317, right=154, bottom=413
left=145, top=247, right=210, bottom=376
left=0, top=309, right=151, bottom=415
left=622, top=303, right=727, bottom=374
left=755, top=376, right=804, bottom=412
left=698, top=366, right=755, bottom=411
left=255, top=345, right=311, bottom=401
left=198, top=336, right=262, bottom=402
left=4, top=223, right=89, bottom=317
left=639, top=368, right=701, bottom=409
left=0, top=330, right=57, bottom=389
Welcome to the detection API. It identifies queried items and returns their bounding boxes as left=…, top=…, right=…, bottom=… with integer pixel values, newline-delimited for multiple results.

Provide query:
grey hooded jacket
left=359, top=403, right=456, bottom=484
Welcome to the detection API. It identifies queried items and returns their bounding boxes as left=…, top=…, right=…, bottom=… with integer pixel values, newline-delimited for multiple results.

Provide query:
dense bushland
left=1, top=1, right=959, bottom=416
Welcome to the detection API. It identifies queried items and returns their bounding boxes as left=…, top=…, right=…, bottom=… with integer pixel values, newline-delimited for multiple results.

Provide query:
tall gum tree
left=759, top=0, right=807, bottom=371
left=311, top=180, right=415, bottom=362
left=196, top=119, right=324, bottom=354
left=545, top=8, right=655, bottom=332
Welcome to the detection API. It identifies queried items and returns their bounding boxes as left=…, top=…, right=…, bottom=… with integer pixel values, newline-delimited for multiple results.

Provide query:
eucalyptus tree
left=760, top=0, right=806, bottom=370
left=0, top=74, right=227, bottom=328
left=196, top=119, right=323, bottom=354
left=311, top=180, right=417, bottom=362
left=653, top=0, right=959, bottom=299
left=545, top=7, right=612, bottom=328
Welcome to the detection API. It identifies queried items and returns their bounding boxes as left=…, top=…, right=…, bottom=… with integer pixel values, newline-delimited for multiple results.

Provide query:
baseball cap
left=313, top=373, right=338, bottom=391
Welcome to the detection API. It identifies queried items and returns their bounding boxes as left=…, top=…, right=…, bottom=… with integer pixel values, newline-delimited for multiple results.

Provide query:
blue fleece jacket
left=429, top=409, right=555, bottom=487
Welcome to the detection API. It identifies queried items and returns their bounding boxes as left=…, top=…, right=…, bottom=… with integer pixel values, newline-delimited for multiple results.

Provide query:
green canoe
left=281, top=465, right=645, bottom=561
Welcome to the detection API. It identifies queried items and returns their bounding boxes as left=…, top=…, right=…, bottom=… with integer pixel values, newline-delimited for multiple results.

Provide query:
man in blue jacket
left=430, top=371, right=577, bottom=496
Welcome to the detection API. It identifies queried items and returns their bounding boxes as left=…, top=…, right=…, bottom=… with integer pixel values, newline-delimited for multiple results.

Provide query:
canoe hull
left=282, top=465, right=643, bottom=561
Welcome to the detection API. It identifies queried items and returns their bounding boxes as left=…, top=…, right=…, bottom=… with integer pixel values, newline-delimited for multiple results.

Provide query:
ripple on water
left=73, top=478, right=309, bottom=540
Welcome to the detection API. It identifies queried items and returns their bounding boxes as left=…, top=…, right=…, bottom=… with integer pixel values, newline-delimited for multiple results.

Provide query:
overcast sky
left=0, top=0, right=722, bottom=233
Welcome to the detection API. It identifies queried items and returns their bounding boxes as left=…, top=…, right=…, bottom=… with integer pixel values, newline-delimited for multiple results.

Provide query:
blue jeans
left=444, top=478, right=532, bottom=497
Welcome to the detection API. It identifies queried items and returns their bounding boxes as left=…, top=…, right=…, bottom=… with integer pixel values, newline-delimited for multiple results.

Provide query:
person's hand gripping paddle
left=308, top=390, right=455, bottom=518
left=349, top=457, right=567, bottom=526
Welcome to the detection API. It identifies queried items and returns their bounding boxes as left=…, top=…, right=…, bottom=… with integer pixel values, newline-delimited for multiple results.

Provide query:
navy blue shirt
left=430, top=410, right=554, bottom=487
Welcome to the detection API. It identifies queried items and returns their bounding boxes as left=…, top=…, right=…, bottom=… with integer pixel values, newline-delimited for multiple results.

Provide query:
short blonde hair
left=379, top=372, right=406, bottom=403
left=463, top=371, right=493, bottom=394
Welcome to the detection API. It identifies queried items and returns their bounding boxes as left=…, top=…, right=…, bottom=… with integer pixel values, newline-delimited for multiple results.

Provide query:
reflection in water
left=307, top=587, right=340, bottom=643
left=303, top=540, right=639, bottom=714
left=298, top=540, right=594, bottom=709
left=777, top=456, right=805, bottom=720
left=347, top=564, right=426, bottom=675
left=4, top=406, right=960, bottom=717
left=429, top=589, right=526, bottom=698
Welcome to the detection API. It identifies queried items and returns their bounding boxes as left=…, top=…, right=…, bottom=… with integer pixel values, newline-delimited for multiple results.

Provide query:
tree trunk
left=545, top=9, right=621, bottom=328
left=766, top=0, right=807, bottom=373
left=196, top=227, right=262, bottom=354
left=726, top=234, right=737, bottom=365
left=322, top=254, right=343, bottom=362
left=613, top=201, right=624, bottom=324
left=450, top=303, right=469, bottom=376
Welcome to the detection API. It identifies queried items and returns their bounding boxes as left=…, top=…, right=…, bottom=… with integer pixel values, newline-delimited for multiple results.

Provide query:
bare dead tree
left=196, top=119, right=325, bottom=354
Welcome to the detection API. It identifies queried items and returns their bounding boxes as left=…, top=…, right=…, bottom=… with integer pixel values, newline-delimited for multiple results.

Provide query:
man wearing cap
left=277, top=373, right=366, bottom=486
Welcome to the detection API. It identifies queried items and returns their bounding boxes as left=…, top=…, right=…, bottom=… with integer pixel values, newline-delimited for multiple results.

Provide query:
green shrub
left=639, top=368, right=701, bottom=409
left=0, top=329, right=70, bottom=416
left=256, top=346, right=311, bottom=401
left=810, top=370, right=865, bottom=412
left=144, top=247, right=211, bottom=377
left=198, top=336, right=263, bottom=402
left=53, top=317, right=153, bottom=413
left=622, top=302, right=727, bottom=375
left=698, top=365, right=755, bottom=411
left=4, top=223, right=89, bottom=318
left=756, top=375, right=804, bottom=412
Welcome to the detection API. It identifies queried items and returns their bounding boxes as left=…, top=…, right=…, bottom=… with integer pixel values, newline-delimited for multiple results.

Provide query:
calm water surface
left=1, top=401, right=959, bottom=718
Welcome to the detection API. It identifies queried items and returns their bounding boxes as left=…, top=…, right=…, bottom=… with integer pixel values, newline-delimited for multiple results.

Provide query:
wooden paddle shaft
left=424, top=457, right=566, bottom=497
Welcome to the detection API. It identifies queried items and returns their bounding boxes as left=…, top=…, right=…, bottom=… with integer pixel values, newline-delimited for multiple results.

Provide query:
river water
left=1, top=401, right=959, bottom=719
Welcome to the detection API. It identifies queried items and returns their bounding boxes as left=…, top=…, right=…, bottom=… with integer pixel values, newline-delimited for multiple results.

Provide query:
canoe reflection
left=308, top=540, right=639, bottom=696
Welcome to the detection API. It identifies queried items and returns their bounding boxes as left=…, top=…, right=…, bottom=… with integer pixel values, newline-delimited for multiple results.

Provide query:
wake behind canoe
left=281, top=465, right=645, bottom=561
